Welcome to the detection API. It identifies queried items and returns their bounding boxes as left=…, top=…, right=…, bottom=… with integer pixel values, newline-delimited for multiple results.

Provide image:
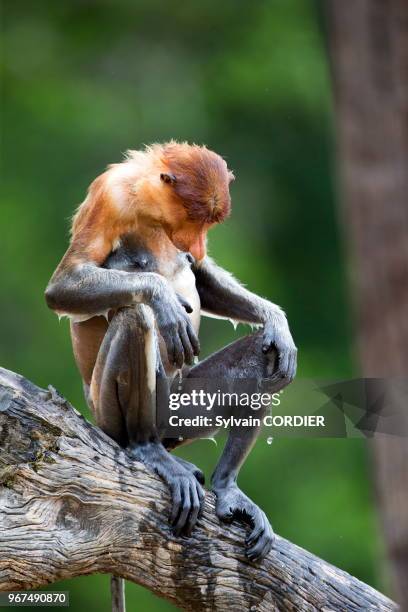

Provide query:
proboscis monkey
left=45, top=142, right=297, bottom=562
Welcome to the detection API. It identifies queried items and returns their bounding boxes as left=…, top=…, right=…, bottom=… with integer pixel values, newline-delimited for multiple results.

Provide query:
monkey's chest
left=167, top=265, right=201, bottom=332
left=103, top=237, right=201, bottom=336
left=158, top=264, right=200, bottom=376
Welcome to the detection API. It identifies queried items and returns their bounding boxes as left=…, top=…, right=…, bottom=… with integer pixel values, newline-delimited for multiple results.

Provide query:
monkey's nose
left=189, top=234, right=206, bottom=261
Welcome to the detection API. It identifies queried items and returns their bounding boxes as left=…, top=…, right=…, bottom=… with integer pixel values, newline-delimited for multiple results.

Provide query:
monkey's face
left=167, top=219, right=212, bottom=261
left=158, top=195, right=211, bottom=260
left=156, top=144, right=234, bottom=260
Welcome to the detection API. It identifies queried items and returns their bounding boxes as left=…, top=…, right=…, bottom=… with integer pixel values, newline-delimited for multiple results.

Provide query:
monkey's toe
left=214, top=484, right=275, bottom=561
left=127, top=441, right=205, bottom=536
left=172, top=455, right=205, bottom=485
left=246, top=509, right=275, bottom=562
left=169, top=472, right=205, bottom=537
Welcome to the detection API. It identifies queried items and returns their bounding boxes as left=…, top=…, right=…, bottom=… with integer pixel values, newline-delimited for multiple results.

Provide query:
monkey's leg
left=210, top=423, right=274, bottom=562
left=91, top=306, right=204, bottom=536
left=163, top=330, right=289, bottom=561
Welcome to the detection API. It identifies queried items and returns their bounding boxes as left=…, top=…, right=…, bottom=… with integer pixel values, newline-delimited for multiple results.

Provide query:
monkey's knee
left=107, top=304, right=158, bottom=376
left=248, top=331, right=293, bottom=394
left=238, top=330, right=279, bottom=377
left=90, top=304, right=162, bottom=447
left=110, top=304, right=155, bottom=336
left=99, top=306, right=158, bottom=397
left=234, top=330, right=292, bottom=397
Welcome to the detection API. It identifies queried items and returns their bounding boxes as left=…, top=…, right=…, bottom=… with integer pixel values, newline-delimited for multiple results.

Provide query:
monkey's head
left=153, top=142, right=234, bottom=261
left=72, top=142, right=234, bottom=264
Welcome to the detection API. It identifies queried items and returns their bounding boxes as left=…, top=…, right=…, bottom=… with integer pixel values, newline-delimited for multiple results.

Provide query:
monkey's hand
left=150, top=288, right=200, bottom=367
left=262, top=311, right=297, bottom=381
left=213, top=483, right=275, bottom=561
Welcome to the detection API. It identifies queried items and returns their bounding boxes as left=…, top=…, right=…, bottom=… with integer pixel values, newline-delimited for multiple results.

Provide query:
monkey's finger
left=195, top=482, right=205, bottom=519
left=197, top=483, right=205, bottom=501
left=286, top=356, right=294, bottom=380
left=288, top=350, right=297, bottom=380
left=246, top=511, right=267, bottom=559
left=262, top=329, right=275, bottom=354
left=246, top=514, right=264, bottom=547
left=174, top=479, right=191, bottom=535
left=262, top=320, right=275, bottom=351
left=177, top=294, right=193, bottom=314
left=246, top=502, right=266, bottom=545
left=170, top=481, right=182, bottom=525
left=279, top=350, right=290, bottom=378
left=259, top=527, right=275, bottom=559
left=172, top=333, right=185, bottom=368
left=160, top=331, right=173, bottom=363
left=194, top=468, right=205, bottom=486
left=185, top=321, right=200, bottom=356
left=185, top=482, right=201, bottom=536
left=248, top=530, right=274, bottom=562
left=247, top=514, right=275, bottom=561
left=216, top=501, right=234, bottom=523
left=179, top=324, right=194, bottom=365
left=162, top=330, right=183, bottom=368
left=246, top=508, right=268, bottom=545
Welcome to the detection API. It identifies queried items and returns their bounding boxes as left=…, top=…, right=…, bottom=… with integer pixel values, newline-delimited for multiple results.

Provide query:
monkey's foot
left=212, top=483, right=275, bottom=561
left=128, top=442, right=205, bottom=536
left=172, top=455, right=205, bottom=485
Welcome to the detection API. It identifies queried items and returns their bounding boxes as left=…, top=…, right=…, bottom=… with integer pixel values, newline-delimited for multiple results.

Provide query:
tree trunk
left=328, top=1, right=408, bottom=609
left=0, top=367, right=396, bottom=611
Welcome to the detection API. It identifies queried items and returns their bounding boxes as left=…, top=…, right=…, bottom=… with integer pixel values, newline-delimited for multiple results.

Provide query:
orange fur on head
left=161, top=142, right=233, bottom=224
left=65, top=142, right=233, bottom=266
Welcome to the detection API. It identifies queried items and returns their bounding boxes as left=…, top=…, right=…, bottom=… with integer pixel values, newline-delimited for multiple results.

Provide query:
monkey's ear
left=160, top=172, right=177, bottom=185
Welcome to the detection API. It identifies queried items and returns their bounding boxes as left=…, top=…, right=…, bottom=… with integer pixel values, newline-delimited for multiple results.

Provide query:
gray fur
left=45, top=241, right=297, bottom=559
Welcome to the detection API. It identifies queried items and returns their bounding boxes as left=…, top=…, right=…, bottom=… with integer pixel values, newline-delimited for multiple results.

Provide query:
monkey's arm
left=194, top=257, right=297, bottom=379
left=46, top=261, right=171, bottom=318
left=45, top=260, right=199, bottom=365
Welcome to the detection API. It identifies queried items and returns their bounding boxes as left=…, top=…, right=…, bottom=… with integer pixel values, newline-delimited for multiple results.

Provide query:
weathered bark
left=0, top=367, right=396, bottom=611
left=327, top=2, right=408, bottom=610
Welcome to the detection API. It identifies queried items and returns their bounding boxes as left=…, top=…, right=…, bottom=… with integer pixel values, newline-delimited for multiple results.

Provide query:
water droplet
left=201, top=436, right=217, bottom=446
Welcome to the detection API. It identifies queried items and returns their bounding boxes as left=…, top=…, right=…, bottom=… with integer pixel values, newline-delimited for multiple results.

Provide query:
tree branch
left=0, top=367, right=397, bottom=611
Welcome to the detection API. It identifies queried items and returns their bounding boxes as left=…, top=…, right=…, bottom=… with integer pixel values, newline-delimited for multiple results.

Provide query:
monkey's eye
left=160, top=172, right=176, bottom=185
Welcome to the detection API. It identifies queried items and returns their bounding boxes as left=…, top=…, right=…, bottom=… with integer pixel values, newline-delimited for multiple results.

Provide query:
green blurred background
left=1, top=0, right=385, bottom=609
